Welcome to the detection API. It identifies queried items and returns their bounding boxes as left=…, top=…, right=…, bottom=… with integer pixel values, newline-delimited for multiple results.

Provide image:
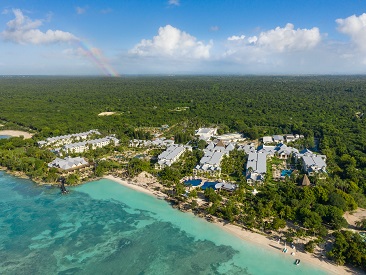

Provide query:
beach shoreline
left=103, top=175, right=168, bottom=199
left=105, top=175, right=362, bottom=275
left=215, top=222, right=360, bottom=275
left=0, top=130, right=33, bottom=139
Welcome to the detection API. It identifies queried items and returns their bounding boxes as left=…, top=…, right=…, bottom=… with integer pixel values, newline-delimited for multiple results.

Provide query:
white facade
left=195, top=128, right=217, bottom=141
left=129, top=138, right=174, bottom=148
left=38, top=130, right=101, bottom=147
left=155, top=144, right=192, bottom=169
left=62, top=136, right=119, bottom=154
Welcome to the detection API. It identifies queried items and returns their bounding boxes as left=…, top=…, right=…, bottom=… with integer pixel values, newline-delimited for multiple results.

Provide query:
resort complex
left=1, top=75, right=366, bottom=274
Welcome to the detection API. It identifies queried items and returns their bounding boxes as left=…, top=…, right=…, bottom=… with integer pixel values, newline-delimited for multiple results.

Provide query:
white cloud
left=168, top=0, right=180, bottom=6
left=336, top=13, right=366, bottom=51
left=1, top=9, right=78, bottom=44
left=129, top=25, right=212, bottom=59
left=2, top=9, right=10, bottom=15
left=227, top=35, right=245, bottom=41
left=255, top=23, right=320, bottom=51
left=76, top=7, right=86, bottom=15
left=224, top=23, right=321, bottom=63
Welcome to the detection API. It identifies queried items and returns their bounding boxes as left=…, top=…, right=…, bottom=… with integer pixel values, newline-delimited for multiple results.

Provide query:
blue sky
left=1, top=0, right=366, bottom=75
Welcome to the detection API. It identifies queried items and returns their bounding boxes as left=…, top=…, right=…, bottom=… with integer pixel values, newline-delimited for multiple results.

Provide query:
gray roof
left=238, top=144, right=256, bottom=154
left=44, top=130, right=100, bottom=144
left=247, top=152, right=267, bottom=174
left=215, top=182, right=238, bottom=191
left=273, top=135, right=284, bottom=141
left=48, top=157, right=88, bottom=170
left=158, top=144, right=186, bottom=161
left=303, top=155, right=326, bottom=169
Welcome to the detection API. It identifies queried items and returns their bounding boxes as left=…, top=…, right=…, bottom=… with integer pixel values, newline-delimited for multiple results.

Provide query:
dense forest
left=1, top=76, right=366, bottom=182
left=1, top=76, right=366, bottom=270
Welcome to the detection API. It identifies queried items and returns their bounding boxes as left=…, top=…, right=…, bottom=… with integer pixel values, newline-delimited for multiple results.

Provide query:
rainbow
left=77, top=40, right=119, bottom=77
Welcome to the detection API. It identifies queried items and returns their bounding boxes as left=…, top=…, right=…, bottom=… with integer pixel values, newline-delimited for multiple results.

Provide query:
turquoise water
left=281, top=170, right=293, bottom=177
left=0, top=171, right=327, bottom=275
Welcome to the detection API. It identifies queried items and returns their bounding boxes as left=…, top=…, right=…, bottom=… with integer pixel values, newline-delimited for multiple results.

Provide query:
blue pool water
left=184, top=179, right=202, bottom=186
left=281, top=170, right=293, bottom=177
left=201, top=181, right=218, bottom=190
left=0, top=171, right=327, bottom=275
left=0, top=135, right=10, bottom=139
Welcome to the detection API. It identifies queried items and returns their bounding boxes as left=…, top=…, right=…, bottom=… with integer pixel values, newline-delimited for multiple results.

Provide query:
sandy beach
left=103, top=174, right=167, bottom=199
left=216, top=222, right=361, bottom=275
left=105, top=174, right=362, bottom=275
left=0, top=130, right=33, bottom=139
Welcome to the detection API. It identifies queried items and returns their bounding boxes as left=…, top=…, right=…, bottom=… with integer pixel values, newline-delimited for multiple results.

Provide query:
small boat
left=295, top=259, right=300, bottom=265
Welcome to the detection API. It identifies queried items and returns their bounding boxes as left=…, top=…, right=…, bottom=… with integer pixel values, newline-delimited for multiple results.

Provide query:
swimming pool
left=201, top=181, right=218, bottom=190
left=281, top=170, right=292, bottom=177
left=184, top=179, right=202, bottom=186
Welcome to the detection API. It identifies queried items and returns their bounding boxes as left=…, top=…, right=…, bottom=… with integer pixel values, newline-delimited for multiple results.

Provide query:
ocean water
left=0, top=171, right=327, bottom=275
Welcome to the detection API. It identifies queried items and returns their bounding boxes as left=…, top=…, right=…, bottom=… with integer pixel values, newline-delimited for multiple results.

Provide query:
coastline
left=103, top=175, right=168, bottom=199
left=105, top=175, right=362, bottom=275
left=0, top=130, right=33, bottom=139
left=215, top=222, right=359, bottom=275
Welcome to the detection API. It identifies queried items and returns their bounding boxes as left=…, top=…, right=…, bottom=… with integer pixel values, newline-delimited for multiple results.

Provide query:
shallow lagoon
left=0, top=172, right=326, bottom=274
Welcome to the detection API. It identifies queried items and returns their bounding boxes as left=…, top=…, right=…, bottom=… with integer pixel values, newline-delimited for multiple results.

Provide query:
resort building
left=59, top=136, right=119, bottom=155
left=257, top=145, right=277, bottom=157
left=260, top=134, right=304, bottom=145
left=246, top=152, right=268, bottom=184
left=274, top=143, right=299, bottom=159
left=195, top=128, right=217, bottom=141
left=129, top=138, right=174, bottom=148
left=194, top=140, right=235, bottom=176
left=214, top=133, right=246, bottom=143
left=237, top=143, right=256, bottom=154
left=284, top=134, right=295, bottom=142
left=273, top=135, right=284, bottom=143
left=295, top=149, right=327, bottom=176
left=48, top=157, right=89, bottom=171
left=38, top=130, right=101, bottom=147
left=215, top=182, right=238, bottom=192
left=262, top=136, right=273, bottom=144
left=155, top=144, right=192, bottom=169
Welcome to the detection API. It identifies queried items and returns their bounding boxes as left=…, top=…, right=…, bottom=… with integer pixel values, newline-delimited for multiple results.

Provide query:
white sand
left=103, top=174, right=167, bottom=199
left=104, top=174, right=360, bottom=275
left=344, top=208, right=366, bottom=227
left=215, top=222, right=359, bottom=275
left=0, top=130, right=33, bottom=139
left=98, top=112, right=116, bottom=116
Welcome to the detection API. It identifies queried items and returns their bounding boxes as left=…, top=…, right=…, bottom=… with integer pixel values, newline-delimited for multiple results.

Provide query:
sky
left=1, top=0, right=366, bottom=75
